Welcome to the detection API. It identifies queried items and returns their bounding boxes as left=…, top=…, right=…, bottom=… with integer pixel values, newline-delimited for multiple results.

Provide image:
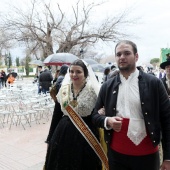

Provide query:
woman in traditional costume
left=44, top=59, right=108, bottom=170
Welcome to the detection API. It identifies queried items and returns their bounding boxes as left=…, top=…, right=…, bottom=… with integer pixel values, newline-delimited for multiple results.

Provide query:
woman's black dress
left=45, top=102, right=101, bottom=170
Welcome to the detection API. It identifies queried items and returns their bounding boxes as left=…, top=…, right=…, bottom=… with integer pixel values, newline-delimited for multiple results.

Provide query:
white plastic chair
left=10, top=101, right=36, bottom=130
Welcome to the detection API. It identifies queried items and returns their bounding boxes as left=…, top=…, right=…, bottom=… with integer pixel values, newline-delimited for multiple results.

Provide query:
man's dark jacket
left=161, top=76, right=170, bottom=96
left=39, top=69, right=53, bottom=90
left=92, top=69, right=170, bottom=160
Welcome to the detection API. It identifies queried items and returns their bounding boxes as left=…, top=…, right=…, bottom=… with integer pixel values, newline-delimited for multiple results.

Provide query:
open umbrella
left=83, top=59, right=98, bottom=65
left=29, top=60, right=44, bottom=66
left=44, top=53, right=79, bottom=66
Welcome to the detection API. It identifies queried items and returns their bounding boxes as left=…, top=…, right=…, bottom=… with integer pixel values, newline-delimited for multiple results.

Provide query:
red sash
left=110, top=118, right=158, bottom=155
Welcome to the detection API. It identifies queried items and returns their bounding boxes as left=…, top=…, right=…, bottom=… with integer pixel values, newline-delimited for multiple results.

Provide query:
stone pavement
left=0, top=77, right=53, bottom=170
left=0, top=120, right=51, bottom=170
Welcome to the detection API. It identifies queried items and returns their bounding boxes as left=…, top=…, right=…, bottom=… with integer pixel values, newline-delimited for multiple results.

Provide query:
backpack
left=50, top=82, right=57, bottom=102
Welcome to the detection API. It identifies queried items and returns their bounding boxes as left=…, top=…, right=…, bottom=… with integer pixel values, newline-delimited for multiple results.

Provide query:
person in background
left=1, top=70, right=7, bottom=87
left=6, top=70, right=11, bottom=80
left=107, top=65, right=119, bottom=79
left=158, top=68, right=165, bottom=79
left=33, top=73, right=38, bottom=83
left=92, top=40, right=170, bottom=170
left=0, top=72, right=2, bottom=89
left=44, top=59, right=103, bottom=170
left=102, top=66, right=111, bottom=83
left=39, top=67, right=53, bottom=94
left=46, top=64, right=69, bottom=142
left=160, top=53, right=170, bottom=96
left=7, top=74, right=15, bottom=86
left=52, top=69, right=60, bottom=84
left=55, top=65, right=69, bottom=93
left=108, top=68, right=119, bottom=79
left=147, top=67, right=156, bottom=76
left=37, top=66, right=43, bottom=94
left=136, top=65, right=144, bottom=72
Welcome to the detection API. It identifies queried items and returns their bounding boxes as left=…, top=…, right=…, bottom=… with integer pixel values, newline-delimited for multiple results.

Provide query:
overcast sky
left=0, top=0, right=170, bottom=64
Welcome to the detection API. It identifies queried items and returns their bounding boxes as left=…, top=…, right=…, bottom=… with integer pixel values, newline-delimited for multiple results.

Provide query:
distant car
left=90, top=64, right=106, bottom=84
left=91, top=64, right=105, bottom=72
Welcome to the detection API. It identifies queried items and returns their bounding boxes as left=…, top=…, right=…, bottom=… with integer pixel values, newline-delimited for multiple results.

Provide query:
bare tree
left=0, top=0, right=138, bottom=59
left=0, top=28, right=13, bottom=55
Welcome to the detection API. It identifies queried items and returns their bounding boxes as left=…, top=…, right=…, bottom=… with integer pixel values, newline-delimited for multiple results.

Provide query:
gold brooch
left=70, top=100, right=78, bottom=107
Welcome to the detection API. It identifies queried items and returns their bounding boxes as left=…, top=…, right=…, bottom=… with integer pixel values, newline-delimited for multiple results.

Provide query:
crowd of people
left=40, top=40, right=170, bottom=170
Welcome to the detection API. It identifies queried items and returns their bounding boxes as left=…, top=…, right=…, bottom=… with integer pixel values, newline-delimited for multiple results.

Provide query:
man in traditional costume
left=92, top=40, right=170, bottom=170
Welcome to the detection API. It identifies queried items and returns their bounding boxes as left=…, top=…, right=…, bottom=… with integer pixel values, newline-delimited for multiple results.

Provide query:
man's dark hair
left=59, top=65, right=69, bottom=76
left=115, top=40, right=138, bottom=55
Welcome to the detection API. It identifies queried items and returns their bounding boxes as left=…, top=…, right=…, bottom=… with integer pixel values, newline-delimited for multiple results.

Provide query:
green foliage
left=25, top=55, right=31, bottom=76
left=150, top=58, right=160, bottom=64
left=18, top=67, right=24, bottom=73
left=4, top=53, right=8, bottom=66
left=8, top=52, right=12, bottom=68
left=16, top=57, right=20, bottom=67
left=160, top=48, right=170, bottom=63
left=29, top=67, right=33, bottom=72
left=4, top=52, right=12, bottom=68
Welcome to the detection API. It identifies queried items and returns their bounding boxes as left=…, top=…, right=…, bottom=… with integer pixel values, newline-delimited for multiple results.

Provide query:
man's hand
left=107, top=116, right=123, bottom=132
left=160, top=160, right=170, bottom=170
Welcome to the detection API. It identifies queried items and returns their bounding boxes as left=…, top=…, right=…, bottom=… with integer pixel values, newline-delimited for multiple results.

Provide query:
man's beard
left=118, top=66, right=131, bottom=71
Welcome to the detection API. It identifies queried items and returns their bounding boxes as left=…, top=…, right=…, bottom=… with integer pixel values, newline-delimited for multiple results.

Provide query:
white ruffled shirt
left=117, top=69, right=146, bottom=145
left=105, top=69, right=147, bottom=145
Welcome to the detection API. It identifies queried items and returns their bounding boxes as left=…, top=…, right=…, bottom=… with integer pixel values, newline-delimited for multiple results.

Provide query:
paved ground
left=0, top=120, right=51, bottom=170
left=0, top=77, right=53, bottom=170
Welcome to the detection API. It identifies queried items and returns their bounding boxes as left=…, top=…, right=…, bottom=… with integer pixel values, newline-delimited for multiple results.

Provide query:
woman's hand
left=98, top=107, right=105, bottom=115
